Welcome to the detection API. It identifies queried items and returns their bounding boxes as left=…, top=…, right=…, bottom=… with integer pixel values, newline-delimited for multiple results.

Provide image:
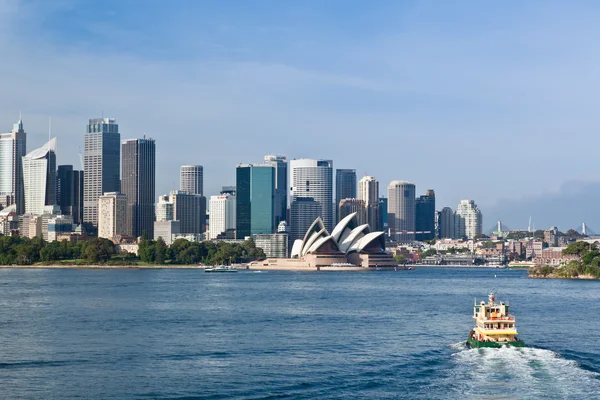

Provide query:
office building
left=264, top=155, right=287, bottom=225
left=84, top=118, right=121, bottom=229
left=415, top=190, right=435, bottom=241
left=47, top=214, right=73, bottom=242
left=57, top=165, right=84, bottom=225
left=209, top=193, right=236, bottom=240
left=358, top=176, right=379, bottom=231
left=378, top=197, right=388, bottom=232
left=438, top=207, right=454, bottom=239
left=338, top=199, right=367, bottom=226
left=290, top=159, right=333, bottom=231
left=336, top=169, right=356, bottom=222
left=23, top=138, right=57, bottom=215
left=289, top=197, right=322, bottom=250
left=180, top=165, right=203, bottom=196
left=154, top=220, right=180, bottom=245
left=388, top=181, right=416, bottom=242
left=98, top=192, right=127, bottom=240
left=0, top=116, right=26, bottom=214
left=121, top=138, right=156, bottom=238
left=236, top=164, right=275, bottom=239
left=169, top=190, right=205, bottom=235
left=253, top=233, right=289, bottom=258
left=155, top=195, right=174, bottom=222
left=221, top=186, right=236, bottom=195
left=455, top=200, right=482, bottom=239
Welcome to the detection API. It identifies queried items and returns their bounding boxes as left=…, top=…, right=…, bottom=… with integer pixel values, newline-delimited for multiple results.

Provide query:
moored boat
left=467, top=291, right=525, bottom=348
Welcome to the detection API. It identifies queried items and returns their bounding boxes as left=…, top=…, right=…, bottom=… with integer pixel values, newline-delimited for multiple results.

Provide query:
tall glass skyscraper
left=335, top=168, right=356, bottom=223
left=121, top=138, right=156, bottom=238
left=57, top=165, right=84, bottom=225
left=290, top=159, right=333, bottom=231
left=235, top=164, right=275, bottom=239
left=415, top=189, right=435, bottom=241
left=23, top=138, right=57, bottom=215
left=264, top=155, right=287, bottom=226
left=0, top=117, right=26, bottom=214
left=83, top=118, right=121, bottom=230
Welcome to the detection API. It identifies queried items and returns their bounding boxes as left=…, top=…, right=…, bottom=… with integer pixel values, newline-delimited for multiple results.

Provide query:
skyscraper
left=455, top=200, right=483, bottom=239
left=358, top=176, right=379, bottom=230
left=289, top=197, right=322, bottom=250
left=169, top=190, right=205, bottom=235
left=209, top=193, right=236, bottom=239
left=0, top=116, right=26, bottom=214
left=264, top=155, right=287, bottom=226
left=378, top=197, right=388, bottom=232
left=83, top=118, right=121, bottom=230
left=180, top=165, right=203, bottom=196
left=438, top=207, right=454, bottom=239
left=338, top=199, right=367, bottom=225
left=388, top=181, right=416, bottom=242
left=98, top=192, right=128, bottom=240
left=57, top=165, right=84, bottom=225
left=121, top=138, right=156, bottom=238
left=415, top=190, right=435, bottom=241
left=22, top=138, right=57, bottom=215
left=290, top=159, right=333, bottom=231
left=236, top=164, right=275, bottom=239
left=335, top=168, right=356, bottom=222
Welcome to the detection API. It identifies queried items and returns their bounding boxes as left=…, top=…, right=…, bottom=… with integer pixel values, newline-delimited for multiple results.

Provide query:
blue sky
left=2, top=0, right=600, bottom=230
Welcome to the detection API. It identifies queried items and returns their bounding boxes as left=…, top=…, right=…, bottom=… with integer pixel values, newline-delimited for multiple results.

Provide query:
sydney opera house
left=262, top=212, right=398, bottom=269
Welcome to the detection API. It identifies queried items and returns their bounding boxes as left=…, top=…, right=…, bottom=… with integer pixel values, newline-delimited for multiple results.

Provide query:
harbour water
left=0, top=267, right=598, bottom=399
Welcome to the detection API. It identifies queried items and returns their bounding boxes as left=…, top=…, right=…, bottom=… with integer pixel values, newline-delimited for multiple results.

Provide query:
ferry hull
left=467, top=336, right=525, bottom=348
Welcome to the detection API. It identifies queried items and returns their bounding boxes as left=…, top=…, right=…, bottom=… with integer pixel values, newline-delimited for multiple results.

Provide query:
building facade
left=180, top=165, right=203, bottom=196
left=155, top=195, right=174, bottom=222
left=169, top=190, right=205, bottom=235
left=358, top=176, right=379, bottom=231
left=438, top=207, right=454, bottom=239
left=338, top=199, right=367, bottom=226
left=264, top=155, right=287, bottom=226
left=98, top=192, right=127, bottom=240
left=236, top=164, right=275, bottom=239
left=0, top=117, right=26, bottom=214
left=84, top=118, right=121, bottom=229
left=335, top=169, right=356, bottom=222
left=253, top=233, right=289, bottom=258
left=289, top=197, right=322, bottom=252
left=290, top=159, right=333, bottom=231
left=388, top=181, right=416, bottom=242
left=455, top=200, right=482, bottom=239
left=209, top=193, right=236, bottom=240
left=153, top=220, right=180, bottom=245
left=415, top=190, right=435, bottom=241
left=57, top=165, right=84, bottom=225
left=121, top=138, right=156, bottom=238
left=23, top=138, right=57, bottom=215
left=378, top=197, right=388, bottom=232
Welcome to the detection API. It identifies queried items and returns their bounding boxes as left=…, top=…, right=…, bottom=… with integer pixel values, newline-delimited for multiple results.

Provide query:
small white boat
left=204, top=265, right=238, bottom=273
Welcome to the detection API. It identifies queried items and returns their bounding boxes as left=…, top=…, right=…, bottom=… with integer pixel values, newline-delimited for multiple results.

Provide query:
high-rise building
left=388, top=181, right=416, bottom=242
left=253, top=233, right=288, bottom=258
left=378, top=197, right=388, bottom=232
left=209, top=193, right=236, bottom=239
left=121, top=138, right=156, bottom=238
left=57, top=165, right=84, bottom=225
left=23, top=138, right=57, bottom=215
left=455, top=200, right=482, bottom=239
left=289, top=197, right=322, bottom=250
left=180, top=165, right=203, bottom=196
left=169, top=190, right=205, bottom=235
left=236, top=164, right=275, bottom=239
left=290, top=159, right=333, bottom=231
left=338, top=199, right=367, bottom=226
left=98, top=192, right=127, bottom=240
left=358, top=176, right=379, bottom=230
left=438, top=207, right=454, bottom=239
left=84, top=118, right=121, bottom=230
left=415, top=190, right=435, bottom=241
left=335, top=169, right=356, bottom=222
left=0, top=116, right=26, bottom=214
left=155, top=195, right=173, bottom=222
left=264, top=155, right=287, bottom=226
left=221, top=186, right=236, bottom=195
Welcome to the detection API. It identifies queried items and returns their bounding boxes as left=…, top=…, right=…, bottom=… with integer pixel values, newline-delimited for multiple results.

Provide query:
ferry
left=204, top=265, right=238, bottom=273
left=467, top=291, right=525, bottom=348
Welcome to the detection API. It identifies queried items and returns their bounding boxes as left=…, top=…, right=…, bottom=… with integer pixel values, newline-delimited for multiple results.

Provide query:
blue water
left=0, top=268, right=598, bottom=399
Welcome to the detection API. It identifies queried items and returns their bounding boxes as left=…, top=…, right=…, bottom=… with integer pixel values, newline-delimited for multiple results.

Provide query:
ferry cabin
left=473, top=299, right=518, bottom=343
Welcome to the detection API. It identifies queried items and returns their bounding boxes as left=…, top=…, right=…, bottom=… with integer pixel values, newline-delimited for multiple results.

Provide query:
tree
left=83, top=238, right=114, bottom=263
left=155, top=237, right=167, bottom=264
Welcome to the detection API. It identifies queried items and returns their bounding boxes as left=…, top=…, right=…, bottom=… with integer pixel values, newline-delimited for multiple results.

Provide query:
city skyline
left=3, top=2, right=600, bottom=229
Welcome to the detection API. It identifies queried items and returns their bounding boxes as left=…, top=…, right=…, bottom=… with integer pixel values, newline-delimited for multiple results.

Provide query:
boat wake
left=449, top=346, right=600, bottom=399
